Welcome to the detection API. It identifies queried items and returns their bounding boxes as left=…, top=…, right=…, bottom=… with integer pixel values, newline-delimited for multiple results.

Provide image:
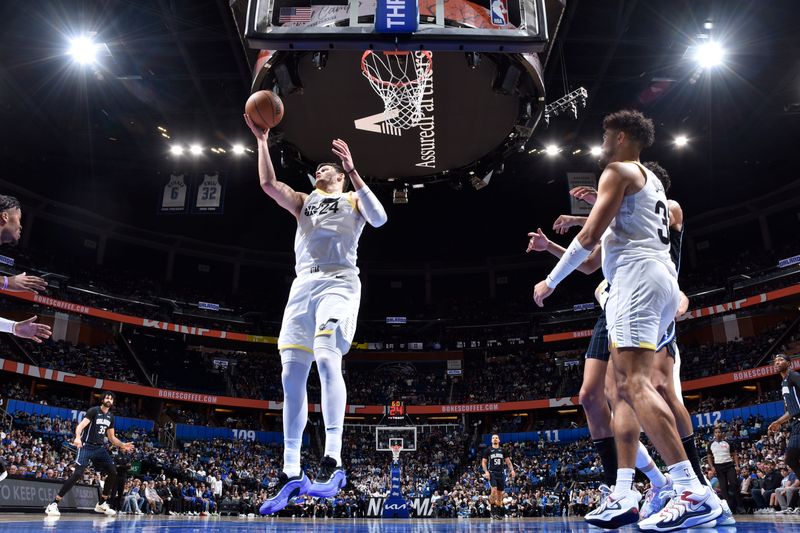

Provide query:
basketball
left=245, top=90, right=284, bottom=130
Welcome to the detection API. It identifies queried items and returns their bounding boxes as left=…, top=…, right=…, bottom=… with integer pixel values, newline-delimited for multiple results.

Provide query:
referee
left=769, top=354, right=800, bottom=479
left=482, top=434, right=516, bottom=519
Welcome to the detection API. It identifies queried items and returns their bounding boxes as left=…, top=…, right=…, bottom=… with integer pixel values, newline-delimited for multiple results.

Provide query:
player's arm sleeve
left=355, top=187, right=388, bottom=228
left=0, top=317, right=16, bottom=334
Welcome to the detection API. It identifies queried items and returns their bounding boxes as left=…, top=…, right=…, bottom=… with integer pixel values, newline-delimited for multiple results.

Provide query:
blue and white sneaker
left=585, top=487, right=641, bottom=529
left=697, top=496, right=736, bottom=527
left=640, top=474, right=674, bottom=519
left=638, top=487, right=722, bottom=532
left=307, top=456, right=347, bottom=498
left=259, top=472, right=310, bottom=515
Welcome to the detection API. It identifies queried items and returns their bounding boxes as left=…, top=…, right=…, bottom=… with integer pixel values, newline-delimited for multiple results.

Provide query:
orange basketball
left=245, top=90, right=284, bottom=130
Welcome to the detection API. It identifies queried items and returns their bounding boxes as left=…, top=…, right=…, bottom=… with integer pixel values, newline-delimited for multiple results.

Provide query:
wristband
left=545, top=237, right=593, bottom=289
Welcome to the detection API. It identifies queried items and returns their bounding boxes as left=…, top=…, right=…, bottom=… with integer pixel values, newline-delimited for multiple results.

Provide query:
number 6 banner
left=160, top=173, right=188, bottom=213
left=193, top=172, right=225, bottom=214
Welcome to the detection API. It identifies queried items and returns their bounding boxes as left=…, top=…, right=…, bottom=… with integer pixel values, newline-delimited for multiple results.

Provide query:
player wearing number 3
left=244, top=114, right=388, bottom=514
left=532, top=110, right=720, bottom=531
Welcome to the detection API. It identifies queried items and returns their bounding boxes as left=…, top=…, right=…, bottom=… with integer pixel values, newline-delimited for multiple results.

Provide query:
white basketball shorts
left=278, top=270, right=361, bottom=362
left=605, top=259, right=679, bottom=351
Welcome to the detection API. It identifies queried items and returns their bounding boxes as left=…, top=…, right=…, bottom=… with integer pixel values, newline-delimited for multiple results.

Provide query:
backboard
left=246, top=0, right=549, bottom=52
left=376, top=425, right=417, bottom=452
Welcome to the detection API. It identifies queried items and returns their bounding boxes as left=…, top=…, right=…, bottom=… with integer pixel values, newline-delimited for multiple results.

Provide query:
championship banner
left=160, top=173, right=188, bottom=213
left=566, top=172, right=596, bottom=215
left=193, top=172, right=225, bottom=214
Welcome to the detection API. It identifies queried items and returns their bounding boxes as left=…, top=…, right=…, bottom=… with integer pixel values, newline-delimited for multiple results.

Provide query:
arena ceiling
left=0, top=0, right=798, bottom=261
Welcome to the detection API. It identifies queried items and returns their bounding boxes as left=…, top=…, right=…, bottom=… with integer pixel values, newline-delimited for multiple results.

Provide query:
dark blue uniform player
left=769, top=354, right=800, bottom=478
left=482, top=434, right=515, bottom=519
left=45, top=391, right=134, bottom=516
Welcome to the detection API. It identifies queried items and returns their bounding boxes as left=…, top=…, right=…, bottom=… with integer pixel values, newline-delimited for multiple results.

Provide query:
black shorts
left=585, top=312, right=610, bottom=362
left=489, top=472, right=506, bottom=491
left=789, top=420, right=800, bottom=450
left=76, top=444, right=114, bottom=469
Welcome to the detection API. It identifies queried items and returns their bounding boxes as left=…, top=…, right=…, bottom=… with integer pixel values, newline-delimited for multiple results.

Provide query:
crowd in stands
left=26, top=339, right=140, bottom=384
left=4, top=397, right=800, bottom=518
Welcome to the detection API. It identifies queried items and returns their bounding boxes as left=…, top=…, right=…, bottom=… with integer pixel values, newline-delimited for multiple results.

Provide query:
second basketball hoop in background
left=361, top=50, right=433, bottom=130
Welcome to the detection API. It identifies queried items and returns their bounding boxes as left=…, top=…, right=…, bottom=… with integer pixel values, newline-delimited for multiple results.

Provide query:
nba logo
left=490, top=0, right=509, bottom=26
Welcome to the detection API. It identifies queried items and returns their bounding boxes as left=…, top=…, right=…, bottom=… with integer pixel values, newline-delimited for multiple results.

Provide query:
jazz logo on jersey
left=304, top=197, right=340, bottom=217
left=490, top=0, right=509, bottom=26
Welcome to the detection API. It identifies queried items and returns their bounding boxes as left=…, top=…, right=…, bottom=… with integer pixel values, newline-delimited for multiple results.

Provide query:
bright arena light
left=590, top=146, right=602, bottom=156
left=545, top=144, right=560, bottom=156
left=169, top=145, right=184, bottom=156
left=674, top=135, right=689, bottom=147
left=232, top=144, right=246, bottom=155
left=189, top=144, right=203, bottom=155
left=695, top=41, right=725, bottom=69
left=68, top=36, right=99, bottom=65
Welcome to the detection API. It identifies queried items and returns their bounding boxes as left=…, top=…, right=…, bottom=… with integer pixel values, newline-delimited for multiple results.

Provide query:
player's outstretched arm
left=1, top=315, right=52, bottom=343
left=244, top=114, right=306, bottom=217
left=526, top=228, right=601, bottom=274
left=332, top=138, right=387, bottom=227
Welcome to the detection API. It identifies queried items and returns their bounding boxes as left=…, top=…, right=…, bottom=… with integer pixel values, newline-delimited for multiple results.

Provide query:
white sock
left=667, top=460, right=704, bottom=492
left=615, top=468, right=636, bottom=493
left=636, top=442, right=667, bottom=488
left=315, top=344, right=346, bottom=467
left=280, top=354, right=312, bottom=478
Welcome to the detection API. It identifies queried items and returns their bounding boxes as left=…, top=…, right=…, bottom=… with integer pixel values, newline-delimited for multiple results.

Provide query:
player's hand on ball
left=570, top=186, right=598, bottom=205
left=533, top=280, right=554, bottom=307
left=526, top=228, right=549, bottom=253
left=73, top=437, right=83, bottom=449
left=331, top=139, right=355, bottom=172
left=243, top=113, right=269, bottom=142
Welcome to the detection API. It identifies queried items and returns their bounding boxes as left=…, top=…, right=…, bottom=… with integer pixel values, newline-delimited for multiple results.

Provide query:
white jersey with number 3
left=601, top=161, right=677, bottom=284
left=294, top=190, right=365, bottom=275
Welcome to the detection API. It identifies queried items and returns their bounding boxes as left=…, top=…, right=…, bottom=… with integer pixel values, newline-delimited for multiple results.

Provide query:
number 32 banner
left=194, top=172, right=225, bottom=214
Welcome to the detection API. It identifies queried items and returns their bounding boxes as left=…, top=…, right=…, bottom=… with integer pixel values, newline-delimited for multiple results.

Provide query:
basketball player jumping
left=244, top=114, right=387, bottom=514
left=532, top=110, right=721, bottom=531
left=482, top=433, right=516, bottom=519
left=0, top=194, right=51, bottom=484
left=46, top=391, right=134, bottom=516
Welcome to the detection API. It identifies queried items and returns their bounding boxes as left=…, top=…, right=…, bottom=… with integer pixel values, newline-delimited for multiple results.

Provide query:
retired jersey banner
left=160, top=173, right=189, bottom=213
left=193, top=172, right=225, bottom=214
left=566, top=172, right=596, bottom=215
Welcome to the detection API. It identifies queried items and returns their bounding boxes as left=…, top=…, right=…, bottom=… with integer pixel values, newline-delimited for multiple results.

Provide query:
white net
left=361, top=51, right=433, bottom=130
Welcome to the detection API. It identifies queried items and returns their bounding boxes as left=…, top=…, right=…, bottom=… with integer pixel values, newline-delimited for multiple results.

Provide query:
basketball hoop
left=361, top=50, right=433, bottom=130
left=390, top=444, right=402, bottom=462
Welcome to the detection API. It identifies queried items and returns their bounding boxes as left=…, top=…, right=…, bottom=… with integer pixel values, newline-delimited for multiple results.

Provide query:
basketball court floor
left=0, top=515, right=796, bottom=532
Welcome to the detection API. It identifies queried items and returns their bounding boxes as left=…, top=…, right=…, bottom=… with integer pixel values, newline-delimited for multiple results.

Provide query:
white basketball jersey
left=601, top=161, right=677, bottom=283
left=294, top=189, right=365, bottom=275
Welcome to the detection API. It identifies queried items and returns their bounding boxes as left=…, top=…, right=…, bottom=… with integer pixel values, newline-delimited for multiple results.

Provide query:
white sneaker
left=641, top=475, right=674, bottom=520
left=776, top=508, right=794, bottom=515
left=94, top=501, right=117, bottom=516
left=585, top=487, right=641, bottom=529
left=45, top=502, right=61, bottom=516
left=638, top=486, right=721, bottom=532
left=0, top=470, right=7, bottom=483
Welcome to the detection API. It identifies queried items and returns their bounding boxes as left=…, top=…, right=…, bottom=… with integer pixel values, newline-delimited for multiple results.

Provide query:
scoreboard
left=388, top=400, right=405, bottom=419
